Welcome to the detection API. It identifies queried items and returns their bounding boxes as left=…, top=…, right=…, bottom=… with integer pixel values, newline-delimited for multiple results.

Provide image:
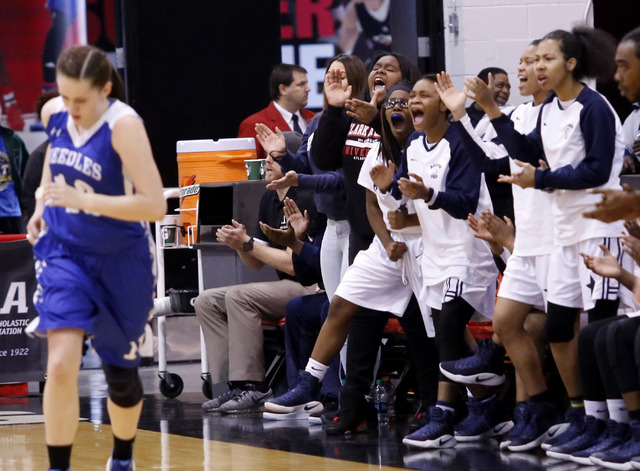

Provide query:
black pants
left=341, top=231, right=439, bottom=409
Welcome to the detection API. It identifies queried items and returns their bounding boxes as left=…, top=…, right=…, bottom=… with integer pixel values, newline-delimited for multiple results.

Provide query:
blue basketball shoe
left=541, top=406, right=584, bottom=450
left=546, top=414, right=606, bottom=461
left=500, top=402, right=530, bottom=450
left=507, top=401, right=564, bottom=452
left=455, top=395, right=513, bottom=442
left=403, top=406, right=456, bottom=449
left=106, top=456, right=135, bottom=471
left=570, top=419, right=630, bottom=465
left=264, top=371, right=322, bottom=416
left=439, top=339, right=506, bottom=386
left=591, top=419, right=640, bottom=470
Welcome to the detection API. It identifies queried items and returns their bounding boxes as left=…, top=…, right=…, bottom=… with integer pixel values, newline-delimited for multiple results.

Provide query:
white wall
left=443, top=0, right=594, bottom=106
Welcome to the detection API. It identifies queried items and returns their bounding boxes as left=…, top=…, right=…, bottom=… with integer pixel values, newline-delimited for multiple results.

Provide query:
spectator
left=196, top=135, right=322, bottom=414
left=238, top=64, right=314, bottom=158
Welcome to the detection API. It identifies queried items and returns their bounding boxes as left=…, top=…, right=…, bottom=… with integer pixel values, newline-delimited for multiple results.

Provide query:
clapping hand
left=434, top=72, right=467, bottom=120
left=581, top=244, right=622, bottom=280
left=398, top=173, right=431, bottom=201
left=345, top=88, right=384, bottom=124
left=324, top=68, right=352, bottom=108
left=266, top=170, right=299, bottom=190
left=255, top=123, right=286, bottom=157
left=216, top=219, right=248, bottom=251
left=583, top=184, right=640, bottom=223
left=283, top=197, right=309, bottom=240
left=370, top=159, right=396, bottom=192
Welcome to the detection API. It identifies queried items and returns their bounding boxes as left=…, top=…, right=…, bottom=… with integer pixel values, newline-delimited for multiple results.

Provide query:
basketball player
left=27, top=45, right=166, bottom=471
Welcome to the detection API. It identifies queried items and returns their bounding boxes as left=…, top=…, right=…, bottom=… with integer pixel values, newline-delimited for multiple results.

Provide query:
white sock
left=585, top=400, right=608, bottom=421
left=305, top=358, right=328, bottom=381
left=607, top=399, right=629, bottom=423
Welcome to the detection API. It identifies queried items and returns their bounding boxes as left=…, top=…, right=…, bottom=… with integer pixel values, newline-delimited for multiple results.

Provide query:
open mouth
left=373, top=77, right=386, bottom=93
left=537, top=75, right=547, bottom=86
left=411, top=109, right=424, bottom=127
left=391, top=113, right=405, bottom=130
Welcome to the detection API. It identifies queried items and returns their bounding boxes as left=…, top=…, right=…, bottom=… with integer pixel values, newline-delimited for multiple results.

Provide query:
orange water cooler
left=176, top=138, right=256, bottom=242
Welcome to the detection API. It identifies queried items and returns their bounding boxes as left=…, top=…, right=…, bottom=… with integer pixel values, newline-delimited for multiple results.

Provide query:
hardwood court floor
left=0, top=362, right=567, bottom=470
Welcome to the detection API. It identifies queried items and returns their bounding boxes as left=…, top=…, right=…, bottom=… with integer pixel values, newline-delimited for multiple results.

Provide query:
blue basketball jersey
left=44, top=96, right=149, bottom=254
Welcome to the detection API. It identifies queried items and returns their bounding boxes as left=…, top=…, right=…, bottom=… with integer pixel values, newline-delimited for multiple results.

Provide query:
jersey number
left=53, top=173, right=101, bottom=217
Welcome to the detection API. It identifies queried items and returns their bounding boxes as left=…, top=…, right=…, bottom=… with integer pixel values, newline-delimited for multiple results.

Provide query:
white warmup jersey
left=333, top=142, right=433, bottom=334
left=465, top=102, right=555, bottom=257
left=405, top=126, right=497, bottom=288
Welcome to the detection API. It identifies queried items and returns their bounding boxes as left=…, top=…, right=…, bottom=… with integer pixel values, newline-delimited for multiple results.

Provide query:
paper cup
left=245, top=159, right=266, bottom=180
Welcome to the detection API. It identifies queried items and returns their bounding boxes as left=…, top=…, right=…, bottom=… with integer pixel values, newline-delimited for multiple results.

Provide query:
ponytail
left=543, top=27, right=616, bottom=82
left=108, top=63, right=126, bottom=101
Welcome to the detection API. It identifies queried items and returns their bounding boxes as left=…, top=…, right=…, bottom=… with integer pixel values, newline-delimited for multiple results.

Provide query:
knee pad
left=103, top=364, right=143, bottom=408
left=545, top=302, right=580, bottom=343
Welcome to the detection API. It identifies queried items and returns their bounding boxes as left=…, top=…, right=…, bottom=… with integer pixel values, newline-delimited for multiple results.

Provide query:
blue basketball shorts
left=33, top=229, right=156, bottom=368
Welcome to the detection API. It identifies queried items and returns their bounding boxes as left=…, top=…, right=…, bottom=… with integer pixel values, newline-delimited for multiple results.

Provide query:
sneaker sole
left=507, top=429, right=555, bottom=452
left=308, top=416, right=322, bottom=425
left=438, top=366, right=505, bottom=386
left=455, top=420, right=513, bottom=442
left=264, top=401, right=322, bottom=414
left=572, top=454, right=597, bottom=466
left=545, top=449, right=574, bottom=462
left=263, top=411, right=312, bottom=421
left=590, top=456, right=633, bottom=470
left=220, top=407, right=265, bottom=414
left=403, top=434, right=456, bottom=449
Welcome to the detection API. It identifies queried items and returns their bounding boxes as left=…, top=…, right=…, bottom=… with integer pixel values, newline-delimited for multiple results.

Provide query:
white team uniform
left=334, top=142, right=434, bottom=336
left=493, top=87, right=634, bottom=311
left=398, top=125, right=498, bottom=320
left=467, top=103, right=555, bottom=309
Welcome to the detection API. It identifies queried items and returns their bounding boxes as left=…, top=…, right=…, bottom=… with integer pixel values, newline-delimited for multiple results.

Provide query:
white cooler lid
left=176, top=137, right=256, bottom=153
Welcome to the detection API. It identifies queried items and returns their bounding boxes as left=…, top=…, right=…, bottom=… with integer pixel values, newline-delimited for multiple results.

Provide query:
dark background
left=118, top=0, right=281, bottom=187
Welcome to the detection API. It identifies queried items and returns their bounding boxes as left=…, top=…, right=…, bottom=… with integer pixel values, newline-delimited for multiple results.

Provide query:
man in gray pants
left=196, top=146, right=320, bottom=414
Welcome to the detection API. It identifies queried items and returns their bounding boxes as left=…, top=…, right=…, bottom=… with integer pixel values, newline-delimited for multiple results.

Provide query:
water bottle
left=374, top=379, right=389, bottom=428
left=381, top=376, right=396, bottom=422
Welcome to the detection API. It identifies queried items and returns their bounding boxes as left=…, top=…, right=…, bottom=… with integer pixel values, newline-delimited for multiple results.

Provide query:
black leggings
left=579, top=316, right=622, bottom=401
left=341, top=231, right=439, bottom=409
left=610, top=316, right=640, bottom=395
left=432, top=297, right=476, bottom=382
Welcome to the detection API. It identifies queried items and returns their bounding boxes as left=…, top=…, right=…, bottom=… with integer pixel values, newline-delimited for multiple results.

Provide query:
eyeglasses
left=384, top=98, right=409, bottom=109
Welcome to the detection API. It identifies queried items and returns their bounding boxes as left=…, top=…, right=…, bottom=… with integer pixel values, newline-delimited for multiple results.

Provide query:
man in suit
left=238, top=63, right=314, bottom=158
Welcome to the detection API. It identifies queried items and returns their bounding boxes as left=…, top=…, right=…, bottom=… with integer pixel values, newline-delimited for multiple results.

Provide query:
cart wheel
left=202, top=379, right=213, bottom=399
left=159, top=373, right=184, bottom=398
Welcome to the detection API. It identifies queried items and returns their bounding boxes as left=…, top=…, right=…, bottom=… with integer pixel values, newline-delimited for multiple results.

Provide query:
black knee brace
left=437, top=297, right=475, bottom=363
left=546, top=302, right=580, bottom=343
left=103, top=364, right=143, bottom=408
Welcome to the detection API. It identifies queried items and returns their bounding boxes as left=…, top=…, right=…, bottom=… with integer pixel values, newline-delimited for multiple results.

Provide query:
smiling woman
left=484, top=27, right=635, bottom=458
